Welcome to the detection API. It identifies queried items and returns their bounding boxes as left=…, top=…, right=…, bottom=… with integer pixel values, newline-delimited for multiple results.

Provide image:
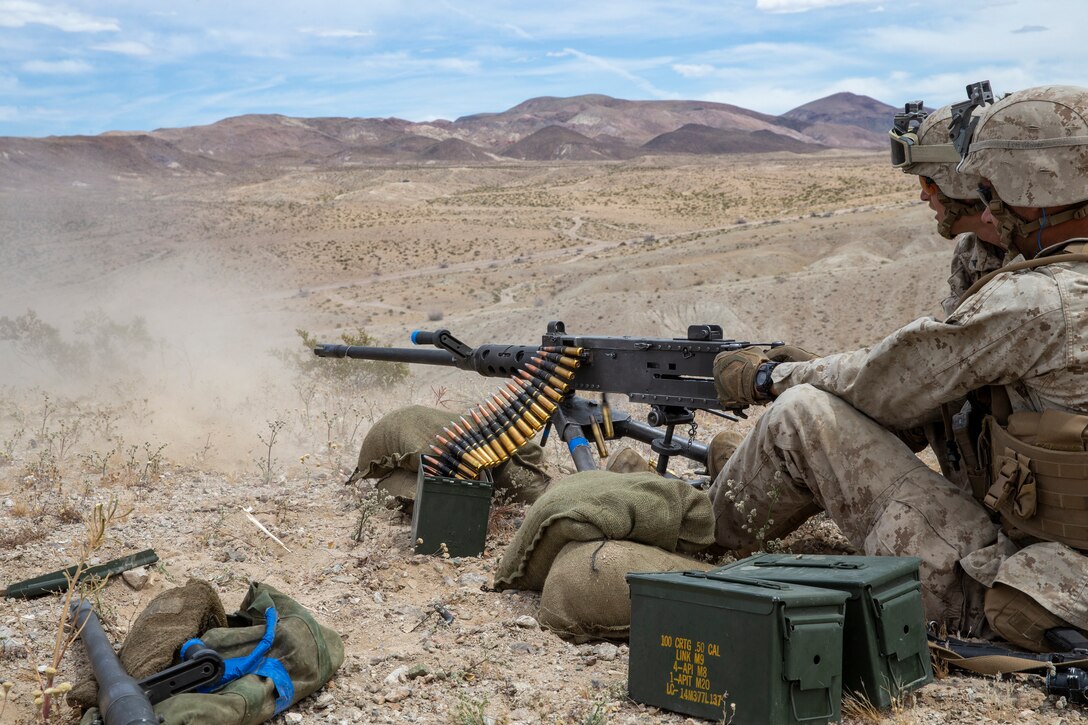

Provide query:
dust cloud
left=0, top=184, right=311, bottom=473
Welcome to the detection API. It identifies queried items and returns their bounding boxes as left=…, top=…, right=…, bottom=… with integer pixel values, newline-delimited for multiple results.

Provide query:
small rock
left=224, top=548, right=246, bottom=562
left=384, top=665, right=409, bottom=685
left=510, top=642, right=536, bottom=655
left=313, top=692, right=335, bottom=709
left=1056, top=696, right=1068, bottom=709
left=406, top=665, right=428, bottom=680
left=121, top=567, right=150, bottom=590
left=284, top=714, right=303, bottom=723
left=459, top=573, right=488, bottom=587
left=373, top=591, right=384, bottom=604
left=384, top=687, right=411, bottom=703
left=595, top=642, right=620, bottom=661
left=514, top=615, right=539, bottom=629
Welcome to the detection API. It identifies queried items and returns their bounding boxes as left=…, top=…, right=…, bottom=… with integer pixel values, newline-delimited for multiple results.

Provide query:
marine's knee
left=764, top=384, right=841, bottom=431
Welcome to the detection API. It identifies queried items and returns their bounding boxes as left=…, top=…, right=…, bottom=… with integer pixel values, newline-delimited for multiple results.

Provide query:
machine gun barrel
left=314, top=342, right=541, bottom=378
left=70, top=599, right=157, bottom=725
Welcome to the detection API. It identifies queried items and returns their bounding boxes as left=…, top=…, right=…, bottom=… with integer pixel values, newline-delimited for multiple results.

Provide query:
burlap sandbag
left=605, top=447, right=652, bottom=474
left=349, top=405, right=549, bottom=506
left=538, top=540, right=712, bottom=642
left=81, top=582, right=344, bottom=725
left=493, top=470, right=715, bottom=592
left=69, top=579, right=227, bottom=709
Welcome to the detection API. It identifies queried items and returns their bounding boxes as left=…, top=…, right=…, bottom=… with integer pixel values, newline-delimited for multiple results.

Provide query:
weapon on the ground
left=70, top=599, right=157, bottom=725
left=4, top=549, right=158, bottom=600
left=71, top=599, right=225, bottom=724
left=932, top=628, right=1088, bottom=702
left=1048, top=668, right=1088, bottom=704
left=315, top=320, right=783, bottom=479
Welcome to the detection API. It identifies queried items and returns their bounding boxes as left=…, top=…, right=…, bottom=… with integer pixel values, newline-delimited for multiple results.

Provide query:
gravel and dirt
left=1, top=153, right=1084, bottom=724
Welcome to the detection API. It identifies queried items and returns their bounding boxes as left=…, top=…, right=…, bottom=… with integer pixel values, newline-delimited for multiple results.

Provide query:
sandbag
left=493, top=470, right=715, bottom=592
left=605, top=447, right=652, bottom=474
left=538, top=540, right=711, bottom=642
left=349, top=405, right=549, bottom=507
left=80, top=582, right=344, bottom=725
left=69, top=579, right=227, bottom=709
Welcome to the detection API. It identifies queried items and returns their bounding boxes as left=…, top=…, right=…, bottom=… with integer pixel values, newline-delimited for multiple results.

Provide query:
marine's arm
left=770, top=270, right=1067, bottom=429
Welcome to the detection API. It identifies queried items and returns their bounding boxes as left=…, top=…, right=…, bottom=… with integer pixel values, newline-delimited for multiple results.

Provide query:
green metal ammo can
left=715, top=554, right=932, bottom=708
left=410, top=467, right=493, bottom=558
left=626, top=570, right=848, bottom=723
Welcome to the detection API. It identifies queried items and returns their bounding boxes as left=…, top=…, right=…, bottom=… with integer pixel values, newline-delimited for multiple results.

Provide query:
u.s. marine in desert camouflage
left=709, top=85, right=1088, bottom=647
left=889, top=100, right=1008, bottom=316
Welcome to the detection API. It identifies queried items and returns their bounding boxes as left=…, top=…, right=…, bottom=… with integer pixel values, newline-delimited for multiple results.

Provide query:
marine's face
left=919, top=175, right=945, bottom=219
left=924, top=175, right=1002, bottom=245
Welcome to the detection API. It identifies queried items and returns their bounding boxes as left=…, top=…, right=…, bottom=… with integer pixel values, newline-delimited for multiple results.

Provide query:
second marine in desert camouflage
left=710, top=83, right=1088, bottom=652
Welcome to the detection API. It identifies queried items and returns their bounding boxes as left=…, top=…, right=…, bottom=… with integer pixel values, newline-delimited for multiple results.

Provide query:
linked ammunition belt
left=421, top=346, right=586, bottom=479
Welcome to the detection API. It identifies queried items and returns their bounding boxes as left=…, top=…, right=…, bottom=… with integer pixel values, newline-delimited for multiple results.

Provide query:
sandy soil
left=0, top=153, right=1081, bottom=724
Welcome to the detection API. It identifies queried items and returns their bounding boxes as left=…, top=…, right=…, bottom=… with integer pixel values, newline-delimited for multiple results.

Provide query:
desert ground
left=0, top=152, right=1081, bottom=724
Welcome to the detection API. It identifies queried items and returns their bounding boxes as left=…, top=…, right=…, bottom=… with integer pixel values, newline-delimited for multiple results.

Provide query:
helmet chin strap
left=985, top=198, right=1088, bottom=253
left=936, top=192, right=985, bottom=241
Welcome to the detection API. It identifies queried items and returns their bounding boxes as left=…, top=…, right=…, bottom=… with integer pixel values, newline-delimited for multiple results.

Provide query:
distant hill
left=0, top=92, right=901, bottom=181
left=780, top=92, right=898, bottom=146
left=421, top=138, right=494, bottom=162
left=501, top=125, right=634, bottom=161
left=643, top=123, right=823, bottom=155
left=0, top=133, right=226, bottom=185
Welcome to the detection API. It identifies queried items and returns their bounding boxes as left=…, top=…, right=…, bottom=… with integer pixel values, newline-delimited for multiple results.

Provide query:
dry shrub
left=0, top=526, right=47, bottom=548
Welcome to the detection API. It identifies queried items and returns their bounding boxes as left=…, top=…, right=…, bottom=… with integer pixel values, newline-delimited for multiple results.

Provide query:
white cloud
left=499, top=23, right=532, bottom=40
left=21, top=59, right=92, bottom=74
left=554, top=47, right=678, bottom=99
left=434, top=58, right=481, bottom=73
left=0, top=1, right=117, bottom=32
left=298, top=27, right=374, bottom=39
left=673, top=63, right=715, bottom=78
left=91, top=41, right=152, bottom=56
left=0, top=106, right=16, bottom=121
left=756, top=0, right=877, bottom=12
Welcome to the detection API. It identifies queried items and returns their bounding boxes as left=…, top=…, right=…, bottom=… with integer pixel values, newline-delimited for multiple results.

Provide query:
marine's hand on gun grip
left=712, top=347, right=771, bottom=408
left=766, top=345, right=819, bottom=363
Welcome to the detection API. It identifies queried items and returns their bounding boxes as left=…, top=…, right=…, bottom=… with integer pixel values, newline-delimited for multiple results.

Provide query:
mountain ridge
left=0, top=92, right=896, bottom=183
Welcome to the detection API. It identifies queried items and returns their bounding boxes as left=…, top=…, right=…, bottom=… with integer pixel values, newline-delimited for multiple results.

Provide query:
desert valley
left=0, top=93, right=1075, bottom=724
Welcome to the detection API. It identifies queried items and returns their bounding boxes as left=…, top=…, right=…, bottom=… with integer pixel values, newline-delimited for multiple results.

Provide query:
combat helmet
left=961, top=85, right=1088, bottom=207
left=890, top=102, right=984, bottom=238
left=960, top=85, right=1088, bottom=242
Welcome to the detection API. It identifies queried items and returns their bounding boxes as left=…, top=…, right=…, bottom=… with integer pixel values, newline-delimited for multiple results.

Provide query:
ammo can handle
left=683, top=571, right=789, bottom=590
left=752, top=559, right=864, bottom=570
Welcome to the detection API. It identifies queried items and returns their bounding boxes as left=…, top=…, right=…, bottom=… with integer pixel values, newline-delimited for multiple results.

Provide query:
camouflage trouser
left=708, top=384, right=1000, bottom=631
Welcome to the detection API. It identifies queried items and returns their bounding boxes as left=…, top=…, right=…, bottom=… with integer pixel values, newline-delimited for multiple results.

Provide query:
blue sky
left=0, top=0, right=1082, bottom=138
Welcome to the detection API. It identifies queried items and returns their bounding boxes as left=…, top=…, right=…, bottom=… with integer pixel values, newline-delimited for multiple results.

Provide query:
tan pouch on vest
left=983, top=411, right=1088, bottom=549
left=984, top=582, right=1069, bottom=652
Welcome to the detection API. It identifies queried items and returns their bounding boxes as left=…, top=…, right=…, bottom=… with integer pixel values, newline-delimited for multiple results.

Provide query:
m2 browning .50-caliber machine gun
left=314, top=321, right=783, bottom=482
